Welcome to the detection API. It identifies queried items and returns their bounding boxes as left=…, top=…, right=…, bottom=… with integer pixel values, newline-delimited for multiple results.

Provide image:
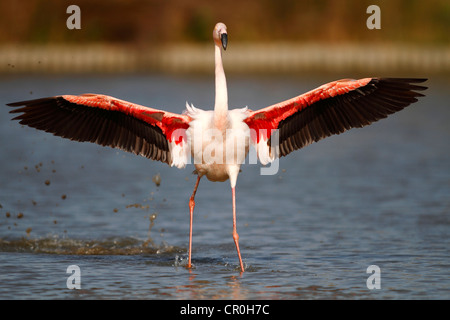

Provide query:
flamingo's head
left=213, top=22, right=228, bottom=50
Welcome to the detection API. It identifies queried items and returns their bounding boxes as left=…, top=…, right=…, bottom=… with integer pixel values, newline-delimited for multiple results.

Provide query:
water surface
left=0, top=74, right=448, bottom=299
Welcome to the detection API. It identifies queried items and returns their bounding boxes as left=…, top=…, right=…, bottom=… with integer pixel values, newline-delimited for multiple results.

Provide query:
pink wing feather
left=8, top=94, right=191, bottom=165
left=244, top=78, right=427, bottom=157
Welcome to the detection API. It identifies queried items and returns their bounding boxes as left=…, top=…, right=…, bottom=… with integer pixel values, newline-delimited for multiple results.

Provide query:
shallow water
left=0, top=74, right=449, bottom=300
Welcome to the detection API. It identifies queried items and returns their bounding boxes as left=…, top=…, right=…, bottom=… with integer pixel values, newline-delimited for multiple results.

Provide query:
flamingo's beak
left=221, top=33, right=228, bottom=51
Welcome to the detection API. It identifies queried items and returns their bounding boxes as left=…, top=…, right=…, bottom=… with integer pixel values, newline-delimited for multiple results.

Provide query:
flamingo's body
left=8, top=23, right=427, bottom=272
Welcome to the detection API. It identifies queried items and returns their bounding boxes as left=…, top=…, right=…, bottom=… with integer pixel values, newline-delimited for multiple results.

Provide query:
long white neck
left=214, top=44, right=228, bottom=121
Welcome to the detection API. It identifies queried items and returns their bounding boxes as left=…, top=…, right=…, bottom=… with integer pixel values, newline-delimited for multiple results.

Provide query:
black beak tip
left=221, top=33, right=228, bottom=50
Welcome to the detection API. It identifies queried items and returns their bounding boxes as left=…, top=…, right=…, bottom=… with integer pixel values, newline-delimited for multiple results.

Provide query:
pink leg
left=187, top=175, right=201, bottom=269
left=232, top=187, right=245, bottom=272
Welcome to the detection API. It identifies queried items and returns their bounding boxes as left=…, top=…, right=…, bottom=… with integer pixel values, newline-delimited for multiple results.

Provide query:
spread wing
left=244, top=78, right=427, bottom=160
left=8, top=94, right=191, bottom=165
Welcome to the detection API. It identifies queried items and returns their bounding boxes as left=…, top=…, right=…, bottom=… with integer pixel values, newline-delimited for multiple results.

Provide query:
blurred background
left=0, top=0, right=449, bottom=74
left=1, top=1, right=449, bottom=299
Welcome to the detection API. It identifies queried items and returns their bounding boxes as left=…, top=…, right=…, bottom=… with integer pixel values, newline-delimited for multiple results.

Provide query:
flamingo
left=8, top=22, right=427, bottom=272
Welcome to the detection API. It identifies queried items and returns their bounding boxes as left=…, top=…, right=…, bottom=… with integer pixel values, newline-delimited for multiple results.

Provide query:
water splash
left=0, top=235, right=183, bottom=255
left=174, top=254, right=190, bottom=268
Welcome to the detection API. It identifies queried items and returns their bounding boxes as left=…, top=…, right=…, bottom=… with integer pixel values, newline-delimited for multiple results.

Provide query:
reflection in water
left=169, top=269, right=246, bottom=300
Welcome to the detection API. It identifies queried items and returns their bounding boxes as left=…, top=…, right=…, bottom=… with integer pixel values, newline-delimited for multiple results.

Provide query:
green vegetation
left=0, top=0, right=448, bottom=45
